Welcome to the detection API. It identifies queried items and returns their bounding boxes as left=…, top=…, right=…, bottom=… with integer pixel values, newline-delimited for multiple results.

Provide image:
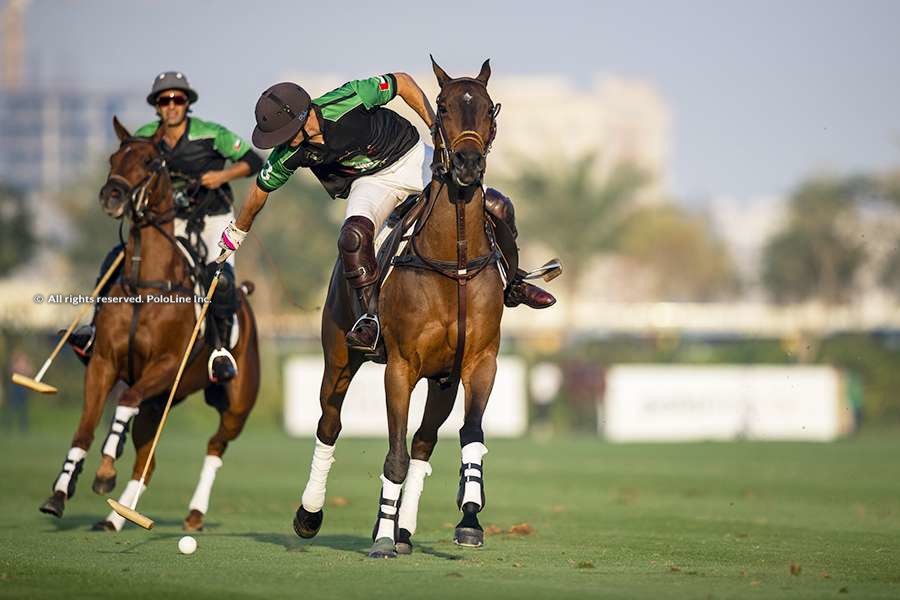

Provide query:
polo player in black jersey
left=218, top=73, right=555, bottom=351
left=69, top=71, right=263, bottom=383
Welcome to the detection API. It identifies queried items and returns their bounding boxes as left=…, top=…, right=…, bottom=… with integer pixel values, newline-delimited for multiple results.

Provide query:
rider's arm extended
left=393, top=72, right=435, bottom=130
left=235, top=183, right=269, bottom=231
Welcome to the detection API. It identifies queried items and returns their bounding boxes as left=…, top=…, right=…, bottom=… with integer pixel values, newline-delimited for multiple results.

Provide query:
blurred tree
left=761, top=176, right=866, bottom=304
left=501, top=154, right=649, bottom=300
left=0, top=185, right=36, bottom=277
left=57, top=168, right=119, bottom=282
left=618, top=205, right=740, bottom=301
left=236, top=171, right=341, bottom=311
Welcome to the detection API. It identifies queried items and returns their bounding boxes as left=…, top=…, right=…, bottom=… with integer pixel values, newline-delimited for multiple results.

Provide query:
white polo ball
left=178, top=535, right=197, bottom=555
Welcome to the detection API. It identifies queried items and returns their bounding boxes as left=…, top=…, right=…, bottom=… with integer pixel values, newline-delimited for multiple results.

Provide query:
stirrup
left=522, top=258, right=562, bottom=282
left=348, top=314, right=381, bottom=352
left=207, top=348, right=238, bottom=383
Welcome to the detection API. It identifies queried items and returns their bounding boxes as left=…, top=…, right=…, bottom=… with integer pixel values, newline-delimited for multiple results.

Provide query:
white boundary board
left=284, top=356, right=527, bottom=438
left=603, top=365, right=845, bottom=442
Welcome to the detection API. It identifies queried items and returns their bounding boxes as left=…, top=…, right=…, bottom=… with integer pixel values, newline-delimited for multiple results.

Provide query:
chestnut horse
left=39, top=118, right=260, bottom=532
left=293, top=58, right=504, bottom=557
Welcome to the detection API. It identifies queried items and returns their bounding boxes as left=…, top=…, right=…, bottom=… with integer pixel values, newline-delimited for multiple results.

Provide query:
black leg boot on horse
left=484, top=188, right=558, bottom=309
left=205, top=263, right=238, bottom=384
left=66, top=243, right=125, bottom=364
left=339, top=216, right=381, bottom=352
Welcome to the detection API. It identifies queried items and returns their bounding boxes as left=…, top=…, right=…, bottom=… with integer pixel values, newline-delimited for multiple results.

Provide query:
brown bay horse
left=39, top=118, right=260, bottom=532
left=293, top=58, right=505, bottom=558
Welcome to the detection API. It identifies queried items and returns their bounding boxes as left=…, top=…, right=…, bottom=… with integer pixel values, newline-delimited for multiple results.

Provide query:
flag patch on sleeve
left=378, top=76, right=390, bottom=91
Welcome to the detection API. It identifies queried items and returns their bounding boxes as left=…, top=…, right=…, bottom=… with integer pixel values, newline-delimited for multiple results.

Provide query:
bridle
left=432, top=77, right=501, bottom=178
left=105, top=137, right=171, bottom=222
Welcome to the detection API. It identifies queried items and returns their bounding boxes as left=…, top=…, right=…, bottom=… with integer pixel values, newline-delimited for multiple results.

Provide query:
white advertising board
left=284, top=356, right=527, bottom=438
left=603, top=365, right=847, bottom=442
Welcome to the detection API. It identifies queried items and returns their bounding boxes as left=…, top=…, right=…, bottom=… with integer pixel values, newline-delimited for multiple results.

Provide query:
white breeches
left=174, top=211, right=235, bottom=267
left=344, top=140, right=433, bottom=233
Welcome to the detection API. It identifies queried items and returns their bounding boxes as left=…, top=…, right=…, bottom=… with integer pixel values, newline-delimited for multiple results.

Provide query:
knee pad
left=484, top=188, right=517, bottom=238
left=338, top=216, right=377, bottom=288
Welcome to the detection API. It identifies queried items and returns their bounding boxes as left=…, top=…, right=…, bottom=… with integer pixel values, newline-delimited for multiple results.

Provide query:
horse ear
left=476, top=59, right=491, bottom=85
left=431, top=54, right=451, bottom=88
left=112, top=116, right=130, bottom=142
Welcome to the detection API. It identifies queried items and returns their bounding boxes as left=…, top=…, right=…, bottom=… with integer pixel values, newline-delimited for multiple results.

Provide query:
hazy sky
left=20, top=0, right=900, bottom=201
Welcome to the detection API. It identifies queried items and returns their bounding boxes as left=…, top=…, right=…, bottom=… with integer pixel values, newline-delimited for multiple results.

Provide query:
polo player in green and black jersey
left=69, top=71, right=263, bottom=383
left=217, top=73, right=555, bottom=351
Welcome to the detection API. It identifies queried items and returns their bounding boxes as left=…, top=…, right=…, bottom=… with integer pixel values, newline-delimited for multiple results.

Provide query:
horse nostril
left=452, top=151, right=466, bottom=167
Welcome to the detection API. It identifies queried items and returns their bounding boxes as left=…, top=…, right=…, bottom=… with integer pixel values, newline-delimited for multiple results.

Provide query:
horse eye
left=438, top=105, right=448, bottom=114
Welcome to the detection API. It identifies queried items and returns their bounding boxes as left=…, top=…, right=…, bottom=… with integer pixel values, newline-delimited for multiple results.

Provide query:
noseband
left=433, top=78, right=501, bottom=177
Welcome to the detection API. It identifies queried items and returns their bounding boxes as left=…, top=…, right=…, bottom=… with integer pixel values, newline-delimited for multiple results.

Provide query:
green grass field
left=1, top=403, right=899, bottom=599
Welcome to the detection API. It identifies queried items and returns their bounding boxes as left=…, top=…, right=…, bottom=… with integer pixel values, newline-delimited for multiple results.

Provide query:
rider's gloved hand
left=217, top=221, right=248, bottom=263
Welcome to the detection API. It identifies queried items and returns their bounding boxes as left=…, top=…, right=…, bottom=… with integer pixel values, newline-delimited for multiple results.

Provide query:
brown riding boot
left=339, top=216, right=381, bottom=351
left=505, top=270, right=556, bottom=309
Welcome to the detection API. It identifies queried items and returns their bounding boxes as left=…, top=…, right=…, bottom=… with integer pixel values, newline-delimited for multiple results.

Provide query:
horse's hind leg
left=294, top=318, right=364, bottom=539
left=183, top=377, right=258, bottom=532
left=94, top=399, right=165, bottom=531
left=39, top=355, right=118, bottom=519
left=92, top=356, right=178, bottom=495
left=395, top=379, right=456, bottom=555
left=368, top=359, right=417, bottom=559
left=454, top=354, right=498, bottom=548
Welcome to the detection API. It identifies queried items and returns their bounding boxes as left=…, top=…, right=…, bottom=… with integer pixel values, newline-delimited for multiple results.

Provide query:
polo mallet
left=106, top=261, right=225, bottom=529
left=11, top=250, right=125, bottom=394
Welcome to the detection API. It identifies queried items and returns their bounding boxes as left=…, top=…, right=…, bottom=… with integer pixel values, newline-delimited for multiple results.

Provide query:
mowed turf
left=1, top=405, right=898, bottom=599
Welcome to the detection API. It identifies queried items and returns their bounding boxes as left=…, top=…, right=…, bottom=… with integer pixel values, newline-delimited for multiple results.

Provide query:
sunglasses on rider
left=156, top=94, right=188, bottom=107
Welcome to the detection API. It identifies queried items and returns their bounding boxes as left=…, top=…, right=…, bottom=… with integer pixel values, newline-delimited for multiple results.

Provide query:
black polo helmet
left=252, top=82, right=312, bottom=149
left=147, top=71, right=198, bottom=106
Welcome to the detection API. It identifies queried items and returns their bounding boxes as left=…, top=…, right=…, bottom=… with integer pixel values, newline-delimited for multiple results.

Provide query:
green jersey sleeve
left=212, top=123, right=253, bottom=161
left=134, top=121, right=160, bottom=137
left=256, top=145, right=299, bottom=193
left=348, top=74, right=398, bottom=110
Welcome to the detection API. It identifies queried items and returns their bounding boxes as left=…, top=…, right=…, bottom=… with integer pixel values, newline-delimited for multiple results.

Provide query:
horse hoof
left=395, top=528, right=413, bottom=555
left=292, top=506, right=323, bottom=539
left=91, top=520, right=117, bottom=532
left=368, top=537, right=398, bottom=559
left=454, top=527, right=484, bottom=548
left=38, top=491, right=66, bottom=518
left=183, top=509, right=204, bottom=532
left=91, top=474, right=116, bottom=495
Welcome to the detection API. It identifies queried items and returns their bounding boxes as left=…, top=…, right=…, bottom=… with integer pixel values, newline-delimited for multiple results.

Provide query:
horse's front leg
left=455, top=353, right=498, bottom=548
left=368, top=358, right=416, bottom=559
left=39, top=355, right=118, bottom=518
left=394, top=378, right=456, bottom=554
left=92, top=355, right=178, bottom=497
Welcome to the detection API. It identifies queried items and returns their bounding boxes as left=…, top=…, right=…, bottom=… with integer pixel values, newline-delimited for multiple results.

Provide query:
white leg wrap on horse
left=101, top=405, right=140, bottom=459
left=53, top=447, right=87, bottom=495
left=300, top=437, right=336, bottom=513
left=375, top=475, right=404, bottom=541
left=188, top=455, right=224, bottom=514
left=398, top=459, right=432, bottom=535
left=461, top=442, right=488, bottom=508
left=105, top=479, right=146, bottom=531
